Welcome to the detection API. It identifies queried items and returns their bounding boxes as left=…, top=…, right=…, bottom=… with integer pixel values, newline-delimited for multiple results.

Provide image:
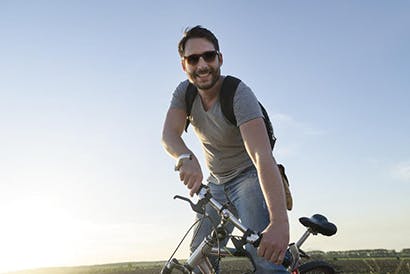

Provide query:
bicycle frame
left=162, top=185, right=263, bottom=273
left=161, top=185, right=337, bottom=274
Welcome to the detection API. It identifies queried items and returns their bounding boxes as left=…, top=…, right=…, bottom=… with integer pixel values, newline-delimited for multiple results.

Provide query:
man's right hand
left=178, top=156, right=203, bottom=196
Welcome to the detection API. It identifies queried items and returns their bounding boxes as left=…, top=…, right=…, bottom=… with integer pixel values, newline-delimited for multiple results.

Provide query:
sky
left=0, top=0, right=409, bottom=272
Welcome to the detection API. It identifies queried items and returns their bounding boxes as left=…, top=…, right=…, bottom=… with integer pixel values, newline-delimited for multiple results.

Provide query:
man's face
left=181, top=38, right=223, bottom=91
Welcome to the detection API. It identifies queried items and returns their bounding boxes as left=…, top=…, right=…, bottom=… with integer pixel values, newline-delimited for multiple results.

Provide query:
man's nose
left=196, top=56, right=208, bottom=68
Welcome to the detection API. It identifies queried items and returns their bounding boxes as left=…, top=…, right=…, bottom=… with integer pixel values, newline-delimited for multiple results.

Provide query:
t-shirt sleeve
left=233, top=81, right=263, bottom=126
left=170, top=80, right=190, bottom=110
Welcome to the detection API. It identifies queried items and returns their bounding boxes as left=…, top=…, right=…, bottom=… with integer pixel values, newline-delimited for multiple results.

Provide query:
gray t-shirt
left=170, top=76, right=263, bottom=184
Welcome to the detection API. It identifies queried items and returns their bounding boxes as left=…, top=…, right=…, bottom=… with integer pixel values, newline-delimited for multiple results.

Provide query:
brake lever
left=174, top=195, right=205, bottom=214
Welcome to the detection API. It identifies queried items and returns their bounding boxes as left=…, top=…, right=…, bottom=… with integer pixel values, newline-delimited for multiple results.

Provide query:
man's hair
left=178, top=25, right=220, bottom=57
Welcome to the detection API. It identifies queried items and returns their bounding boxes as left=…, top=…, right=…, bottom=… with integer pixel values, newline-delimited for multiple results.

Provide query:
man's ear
left=218, top=52, right=223, bottom=66
left=181, top=59, right=187, bottom=72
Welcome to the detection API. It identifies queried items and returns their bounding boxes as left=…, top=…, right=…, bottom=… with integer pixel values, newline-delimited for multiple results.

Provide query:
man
left=162, top=26, right=289, bottom=273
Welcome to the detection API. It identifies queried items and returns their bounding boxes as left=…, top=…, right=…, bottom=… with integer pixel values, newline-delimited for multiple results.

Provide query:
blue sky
left=0, top=0, right=409, bottom=272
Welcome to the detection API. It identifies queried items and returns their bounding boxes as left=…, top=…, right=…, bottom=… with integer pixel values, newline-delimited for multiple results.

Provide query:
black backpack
left=184, top=75, right=277, bottom=149
left=183, top=75, right=293, bottom=210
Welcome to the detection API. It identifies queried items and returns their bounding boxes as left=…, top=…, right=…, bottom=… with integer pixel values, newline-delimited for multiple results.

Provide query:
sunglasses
left=183, top=50, right=219, bottom=65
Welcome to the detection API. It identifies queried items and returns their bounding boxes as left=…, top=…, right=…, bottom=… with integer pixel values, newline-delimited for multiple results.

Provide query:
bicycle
left=161, top=184, right=337, bottom=274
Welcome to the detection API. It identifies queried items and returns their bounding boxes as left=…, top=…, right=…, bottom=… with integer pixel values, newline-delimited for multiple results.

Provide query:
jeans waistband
left=240, top=165, right=256, bottom=175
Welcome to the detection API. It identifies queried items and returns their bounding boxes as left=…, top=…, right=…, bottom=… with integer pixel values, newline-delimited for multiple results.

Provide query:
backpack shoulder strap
left=259, top=102, right=277, bottom=149
left=184, top=82, right=198, bottom=132
left=221, top=76, right=276, bottom=150
left=220, top=75, right=241, bottom=126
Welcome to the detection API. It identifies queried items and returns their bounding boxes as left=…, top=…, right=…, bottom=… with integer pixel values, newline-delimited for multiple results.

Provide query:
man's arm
left=161, top=107, right=203, bottom=196
left=239, top=117, right=289, bottom=265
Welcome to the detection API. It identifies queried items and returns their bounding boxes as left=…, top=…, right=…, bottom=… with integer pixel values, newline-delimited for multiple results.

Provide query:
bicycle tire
left=297, top=260, right=335, bottom=274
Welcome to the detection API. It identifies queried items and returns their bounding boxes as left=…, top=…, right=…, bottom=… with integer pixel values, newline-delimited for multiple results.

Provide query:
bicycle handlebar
left=162, top=184, right=293, bottom=273
left=197, top=184, right=292, bottom=265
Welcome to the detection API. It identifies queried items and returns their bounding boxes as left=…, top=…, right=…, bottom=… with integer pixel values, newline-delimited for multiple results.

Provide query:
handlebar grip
left=282, top=249, right=293, bottom=268
left=253, top=233, right=263, bottom=247
left=253, top=234, right=293, bottom=268
left=196, top=183, right=207, bottom=194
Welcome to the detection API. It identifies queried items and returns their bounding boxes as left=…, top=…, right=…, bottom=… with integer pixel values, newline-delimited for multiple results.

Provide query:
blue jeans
left=190, top=167, right=289, bottom=273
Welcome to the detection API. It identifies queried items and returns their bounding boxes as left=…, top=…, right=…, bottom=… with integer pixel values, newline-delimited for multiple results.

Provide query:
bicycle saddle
left=299, top=214, right=337, bottom=236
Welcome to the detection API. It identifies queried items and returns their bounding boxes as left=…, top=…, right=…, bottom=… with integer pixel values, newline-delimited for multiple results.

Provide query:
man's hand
left=178, top=156, right=203, bottom=196
left=257, top=221, right=290, bottom=265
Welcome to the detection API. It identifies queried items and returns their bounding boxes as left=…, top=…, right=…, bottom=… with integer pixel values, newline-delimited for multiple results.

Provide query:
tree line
left=307, top=248, right=410, bottom=258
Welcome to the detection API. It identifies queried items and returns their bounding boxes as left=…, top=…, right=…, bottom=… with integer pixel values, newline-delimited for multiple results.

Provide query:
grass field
left=4, top=256, right=410, bottom=273
left=4, top=260, right=250, bottom=274
left=330, top=257, right=410, bottom=273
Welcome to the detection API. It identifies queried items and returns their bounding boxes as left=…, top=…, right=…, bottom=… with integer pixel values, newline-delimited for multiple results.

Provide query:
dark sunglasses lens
left=187, top=55, right=200, bottom=65
left=203, top=51, right=217, bottom=62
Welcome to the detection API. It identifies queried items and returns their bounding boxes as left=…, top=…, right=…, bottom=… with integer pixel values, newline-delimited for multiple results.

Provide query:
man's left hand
left=257, top=221, right=290, bottom=265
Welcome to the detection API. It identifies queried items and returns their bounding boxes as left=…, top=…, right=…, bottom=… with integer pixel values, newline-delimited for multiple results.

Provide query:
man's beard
left=189, top=66, right=221, bottom=90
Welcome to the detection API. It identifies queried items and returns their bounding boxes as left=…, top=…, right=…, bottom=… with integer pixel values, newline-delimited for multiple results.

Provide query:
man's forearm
left=257, top=160, right=289, bottom=223
left=161, top=132, right=193, bottom=159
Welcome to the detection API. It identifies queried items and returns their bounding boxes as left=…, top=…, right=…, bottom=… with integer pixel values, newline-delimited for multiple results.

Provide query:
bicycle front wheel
left=297, top=260, right=335, bottom=274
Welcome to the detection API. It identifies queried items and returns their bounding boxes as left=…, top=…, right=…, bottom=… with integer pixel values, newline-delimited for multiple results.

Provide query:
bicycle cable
left=165, top=213, right=215, bottom=265
left=164, top=197, right=238, bottom=270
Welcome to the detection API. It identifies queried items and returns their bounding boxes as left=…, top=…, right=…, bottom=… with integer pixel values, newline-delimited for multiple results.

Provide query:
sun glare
left=0, top=196, right=79, bottom=273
